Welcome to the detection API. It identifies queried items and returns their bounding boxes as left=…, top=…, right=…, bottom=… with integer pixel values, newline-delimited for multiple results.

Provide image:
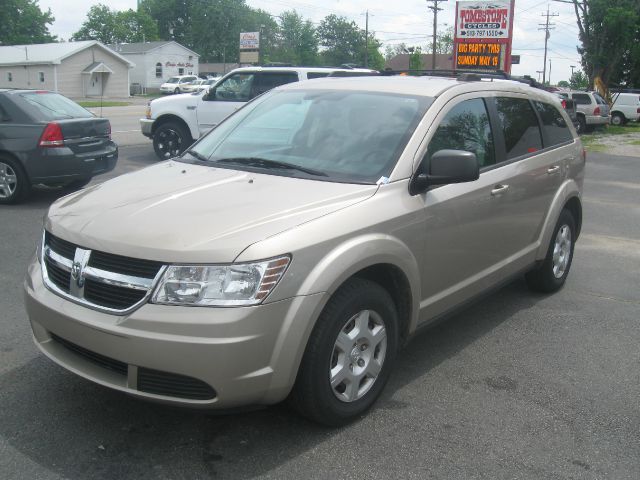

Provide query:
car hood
left=46, top=161, right=377, bottom=263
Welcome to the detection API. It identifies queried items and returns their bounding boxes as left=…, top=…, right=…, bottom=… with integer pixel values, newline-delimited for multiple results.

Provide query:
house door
left=87, top=73, right=103, bottom=96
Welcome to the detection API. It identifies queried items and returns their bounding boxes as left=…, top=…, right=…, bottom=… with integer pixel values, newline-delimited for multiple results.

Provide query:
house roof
left=0, top=40, right=135, bottom=67
left=107, top=41, right=200, bottom=58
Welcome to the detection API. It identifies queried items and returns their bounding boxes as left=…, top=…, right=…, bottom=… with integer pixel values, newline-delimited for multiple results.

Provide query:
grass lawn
left=78, top=101, right=131, bottom=108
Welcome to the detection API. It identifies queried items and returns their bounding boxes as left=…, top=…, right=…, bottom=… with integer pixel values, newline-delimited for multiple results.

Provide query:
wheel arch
left=151, top=114, right=195, bottom=142
left=536, top=180, right=583, bottom=260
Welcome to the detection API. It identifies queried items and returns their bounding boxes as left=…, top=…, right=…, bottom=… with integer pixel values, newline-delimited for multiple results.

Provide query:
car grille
left=50, top=334, right=216, bottom=401
left=42, top=231, right=164, bottom=313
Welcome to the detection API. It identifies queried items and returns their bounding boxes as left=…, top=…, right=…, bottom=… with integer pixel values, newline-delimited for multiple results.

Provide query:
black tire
left=174, top=87, right=180, bottom=94
left=64, top=177, right=92, bottom=191
left=611, top=112, right=626, bottom=126
left=526, top=209, right=576, bottom=293
left=0, top=155, right=31, bottom=204
left=576, top=115, right=587, bottom=134
left=289, top=278, right=399, bottom=426
left=152, top=122, right=192, bottom=160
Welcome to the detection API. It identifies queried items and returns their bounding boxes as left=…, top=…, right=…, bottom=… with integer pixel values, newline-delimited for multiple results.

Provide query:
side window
left=533, top=101, right=573, bottom=147
left=155, top=63, right=162, bottom=78
left=252, top=72, right=298, bottom=98
left=213, top=73, right=256, bottom=102
left=0, top=104, right=9, bottom=122
left=494, top=97, right=543, bottom=160
left=427, top=98, right=495, bottom=168
left=572, top=93, right=591, bottom=105
left=307, top=72, right=330, bottom=80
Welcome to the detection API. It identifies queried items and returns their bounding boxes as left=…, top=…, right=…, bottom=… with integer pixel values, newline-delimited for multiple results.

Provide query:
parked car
left=557, top=91, right=610, bottom=133
left=179, top=79, right=206, bottom=93
left=555, top=93, right=579, bottom=128
left=26, top=74, right=584, bottom=425
left=0, top=89, right=117, bottom=204
left=141, top=66, right=376, bottom=159
left=610, top=92, right=640, bottom=125
left=197, top=77, right=221, bottom=92
left=159, top=75, right=199, bottom=95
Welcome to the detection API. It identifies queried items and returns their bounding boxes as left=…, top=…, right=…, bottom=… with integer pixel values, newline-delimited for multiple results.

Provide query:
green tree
left=557, top=80, right=570, bottom=88
left=0, top=0, right=56, bottom=45
left=317, top=14, right=383, bottom=68
left=272, top=10, right=318, bottom=65
left=409, top=47, right=423, bottom=72
left=569, top=70, right=589, bottom=90
left=384, top=43, right=407, bottom=61
left=72, top=5, right=159, bottom=44
left=435, top=27, right=454, bottom=54
left=568, top=0, right=640, bottom=89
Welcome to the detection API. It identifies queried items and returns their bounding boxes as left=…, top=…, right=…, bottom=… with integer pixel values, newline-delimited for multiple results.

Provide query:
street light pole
left=427, top=0, right=448, bottom=70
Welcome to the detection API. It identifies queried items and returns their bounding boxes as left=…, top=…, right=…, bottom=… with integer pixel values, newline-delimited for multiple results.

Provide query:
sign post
left=454, top=0, right=515, bottom=73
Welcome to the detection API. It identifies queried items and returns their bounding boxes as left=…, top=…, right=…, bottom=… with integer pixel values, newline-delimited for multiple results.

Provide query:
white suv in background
left=558, top=91, right=610, bottom=133
left=159, top=75, right=199, bottom=95
left=141, top=66, right=375, bottom=159
left=610, top=92, right=640, bottom=125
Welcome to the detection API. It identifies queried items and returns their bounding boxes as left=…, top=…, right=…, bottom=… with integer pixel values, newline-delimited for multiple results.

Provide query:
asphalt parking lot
left=1, top=125, right=639, bottom=478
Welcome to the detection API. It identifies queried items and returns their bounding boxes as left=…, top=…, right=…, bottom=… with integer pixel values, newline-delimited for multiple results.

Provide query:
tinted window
left=572, top=93, right=591, bottom=105
left=593, top=93, right=607, bottom=105
left=307, top=72, right=331, bottom=79
left=18, top=92, right=92, bottom=120
left=533, top=101, right=573, bottom=146
left=494, top=97, right=543, bottom=160
left=427, top=98, right=495, bottom=168
left=252, top=72, right=298, bottom=97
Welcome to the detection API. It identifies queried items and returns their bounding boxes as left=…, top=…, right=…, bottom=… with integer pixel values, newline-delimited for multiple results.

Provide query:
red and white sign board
left=456, top=1, right=512, bottom=42
left=454, top=0, right=516, bottom=73
left=239, top=32, right=260, bottom=50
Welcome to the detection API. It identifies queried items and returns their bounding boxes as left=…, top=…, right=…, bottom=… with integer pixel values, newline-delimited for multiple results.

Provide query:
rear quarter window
left=533, top=101, right=573, bottom=147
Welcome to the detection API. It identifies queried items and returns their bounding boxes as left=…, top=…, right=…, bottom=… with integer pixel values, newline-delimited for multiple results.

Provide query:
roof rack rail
left=327, top=70, right=380, bottom=77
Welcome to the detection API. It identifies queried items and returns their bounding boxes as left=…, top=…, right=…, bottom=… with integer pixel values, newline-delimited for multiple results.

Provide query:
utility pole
left=365, top=10, right=369, bottom=68
left=570, top=64, right=576, bottom=76
left=538, top=6, right=558, bottom=85
left=427, top=0, right=448, bottom=70
left=536, top=70, right=544, bottom=82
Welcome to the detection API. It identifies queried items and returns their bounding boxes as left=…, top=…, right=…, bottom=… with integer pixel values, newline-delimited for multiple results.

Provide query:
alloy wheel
left=0, top=162, right=18, bottom=199
left=552, top=224, right=572, bottom=278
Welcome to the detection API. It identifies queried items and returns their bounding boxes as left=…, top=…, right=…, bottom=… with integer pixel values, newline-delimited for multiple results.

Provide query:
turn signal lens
left=38, top=122, right=64, bottom=148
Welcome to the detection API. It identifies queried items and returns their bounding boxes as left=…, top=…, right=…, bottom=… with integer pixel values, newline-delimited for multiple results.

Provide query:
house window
left=39, top=72, right=45, bottom=83
left=178, top=68, right=184, bottom=75
left=155, top=62, right=162, bottom=78
left=188, top=55, right=193, bottom=60
left=7, top=72, right=12, bottom=82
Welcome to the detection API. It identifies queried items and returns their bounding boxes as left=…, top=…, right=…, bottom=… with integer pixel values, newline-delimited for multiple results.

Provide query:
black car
left=0, top=89, right=117, bottom=204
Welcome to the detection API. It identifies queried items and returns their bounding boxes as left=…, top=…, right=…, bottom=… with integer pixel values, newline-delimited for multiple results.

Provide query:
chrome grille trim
left=41, top=231, right=166, bottom=314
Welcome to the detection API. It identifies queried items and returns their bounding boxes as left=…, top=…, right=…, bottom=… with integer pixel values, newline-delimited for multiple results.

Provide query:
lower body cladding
left=24, top=257, right=326, bottom=409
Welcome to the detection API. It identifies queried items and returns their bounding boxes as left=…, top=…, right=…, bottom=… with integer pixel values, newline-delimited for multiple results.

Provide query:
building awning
left=82, top=62, right=114, bottom=75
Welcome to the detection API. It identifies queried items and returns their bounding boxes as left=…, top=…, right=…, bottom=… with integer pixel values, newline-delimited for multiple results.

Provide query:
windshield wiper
left=215, top=157, right=328, bottom=177
left=184, top=150, right=209, bottom=162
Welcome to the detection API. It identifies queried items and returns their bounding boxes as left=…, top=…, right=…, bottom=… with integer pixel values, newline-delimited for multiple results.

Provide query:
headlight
left=151, top=256, right=290, bottom=306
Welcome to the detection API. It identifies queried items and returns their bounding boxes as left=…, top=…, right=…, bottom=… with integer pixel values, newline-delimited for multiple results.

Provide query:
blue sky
left=39, top=0, right=583, bottom=83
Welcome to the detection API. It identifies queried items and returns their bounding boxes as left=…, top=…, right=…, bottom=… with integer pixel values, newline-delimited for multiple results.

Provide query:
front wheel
left=610, top=113, right=626, bottom=126
left=526, top=209, right=576, bottom=293
left=153, top=122, right=191, bottom=160
left=174, top=87, right=180, bottom=94
left=289, top=278, right=399, bottom=426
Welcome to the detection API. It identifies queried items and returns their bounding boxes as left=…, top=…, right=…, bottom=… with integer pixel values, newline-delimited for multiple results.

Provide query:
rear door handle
left=547, top=165, right=560, bottom=174
left=491, top=184, right=509, bottom=196
left=187, top=106, right=196, bottom=110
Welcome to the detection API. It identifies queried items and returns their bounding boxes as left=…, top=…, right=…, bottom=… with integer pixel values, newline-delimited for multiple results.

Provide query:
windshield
left=19, top=92, right=93, bottom=120
left=186, top=89, right=432, bottom=184
left=166, top=77, right=179, bottom=84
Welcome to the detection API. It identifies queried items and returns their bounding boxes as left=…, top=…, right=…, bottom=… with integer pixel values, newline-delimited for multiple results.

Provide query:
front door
left=87, top=73, right=103, bottom=96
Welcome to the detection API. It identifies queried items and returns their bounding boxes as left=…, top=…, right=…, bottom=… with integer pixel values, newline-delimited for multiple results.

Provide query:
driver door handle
left=491, top=184, right=510, bottom=196
left=547, top=165, right=560, bottom=174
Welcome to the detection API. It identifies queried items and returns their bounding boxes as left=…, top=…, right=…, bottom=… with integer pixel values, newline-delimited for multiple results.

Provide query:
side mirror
left=204, top=88, right=216, bottom=101
left=409, top=149, right=479, bottom=195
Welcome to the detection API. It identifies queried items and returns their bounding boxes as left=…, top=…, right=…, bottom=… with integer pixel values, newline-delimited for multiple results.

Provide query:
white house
left=0, top=40, right=134, bottom=98
left=108, top=41, right=199, bottom=93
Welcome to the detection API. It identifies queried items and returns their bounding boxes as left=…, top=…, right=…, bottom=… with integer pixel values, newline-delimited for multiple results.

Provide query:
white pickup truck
left=141, top=66, right=375, bottom=159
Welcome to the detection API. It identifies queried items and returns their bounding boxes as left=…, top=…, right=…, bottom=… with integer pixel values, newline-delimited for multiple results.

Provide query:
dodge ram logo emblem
left=71, top=261, right=84, bottom=287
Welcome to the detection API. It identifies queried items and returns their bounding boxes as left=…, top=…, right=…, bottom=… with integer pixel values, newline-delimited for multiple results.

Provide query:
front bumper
left=24, top=255, right=326, bottom=409
left=140, top=118, right=154, bottom=138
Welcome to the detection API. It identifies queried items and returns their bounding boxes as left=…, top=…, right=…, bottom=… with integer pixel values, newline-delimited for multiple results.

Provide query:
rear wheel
left=611, top=112, right=626, bottom=126
left=526, top=209, right=576, bottom=293
left=289, top=278, right=398, bottom=426
left=153, top=122, right=192, bottom=160
left=576, top=115, right=587, bottom=134
left=0, top=155, right=30, bottom=204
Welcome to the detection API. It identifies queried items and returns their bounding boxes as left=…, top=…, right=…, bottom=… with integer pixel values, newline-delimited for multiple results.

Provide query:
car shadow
left=0, top=279, right=540, bottom=479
